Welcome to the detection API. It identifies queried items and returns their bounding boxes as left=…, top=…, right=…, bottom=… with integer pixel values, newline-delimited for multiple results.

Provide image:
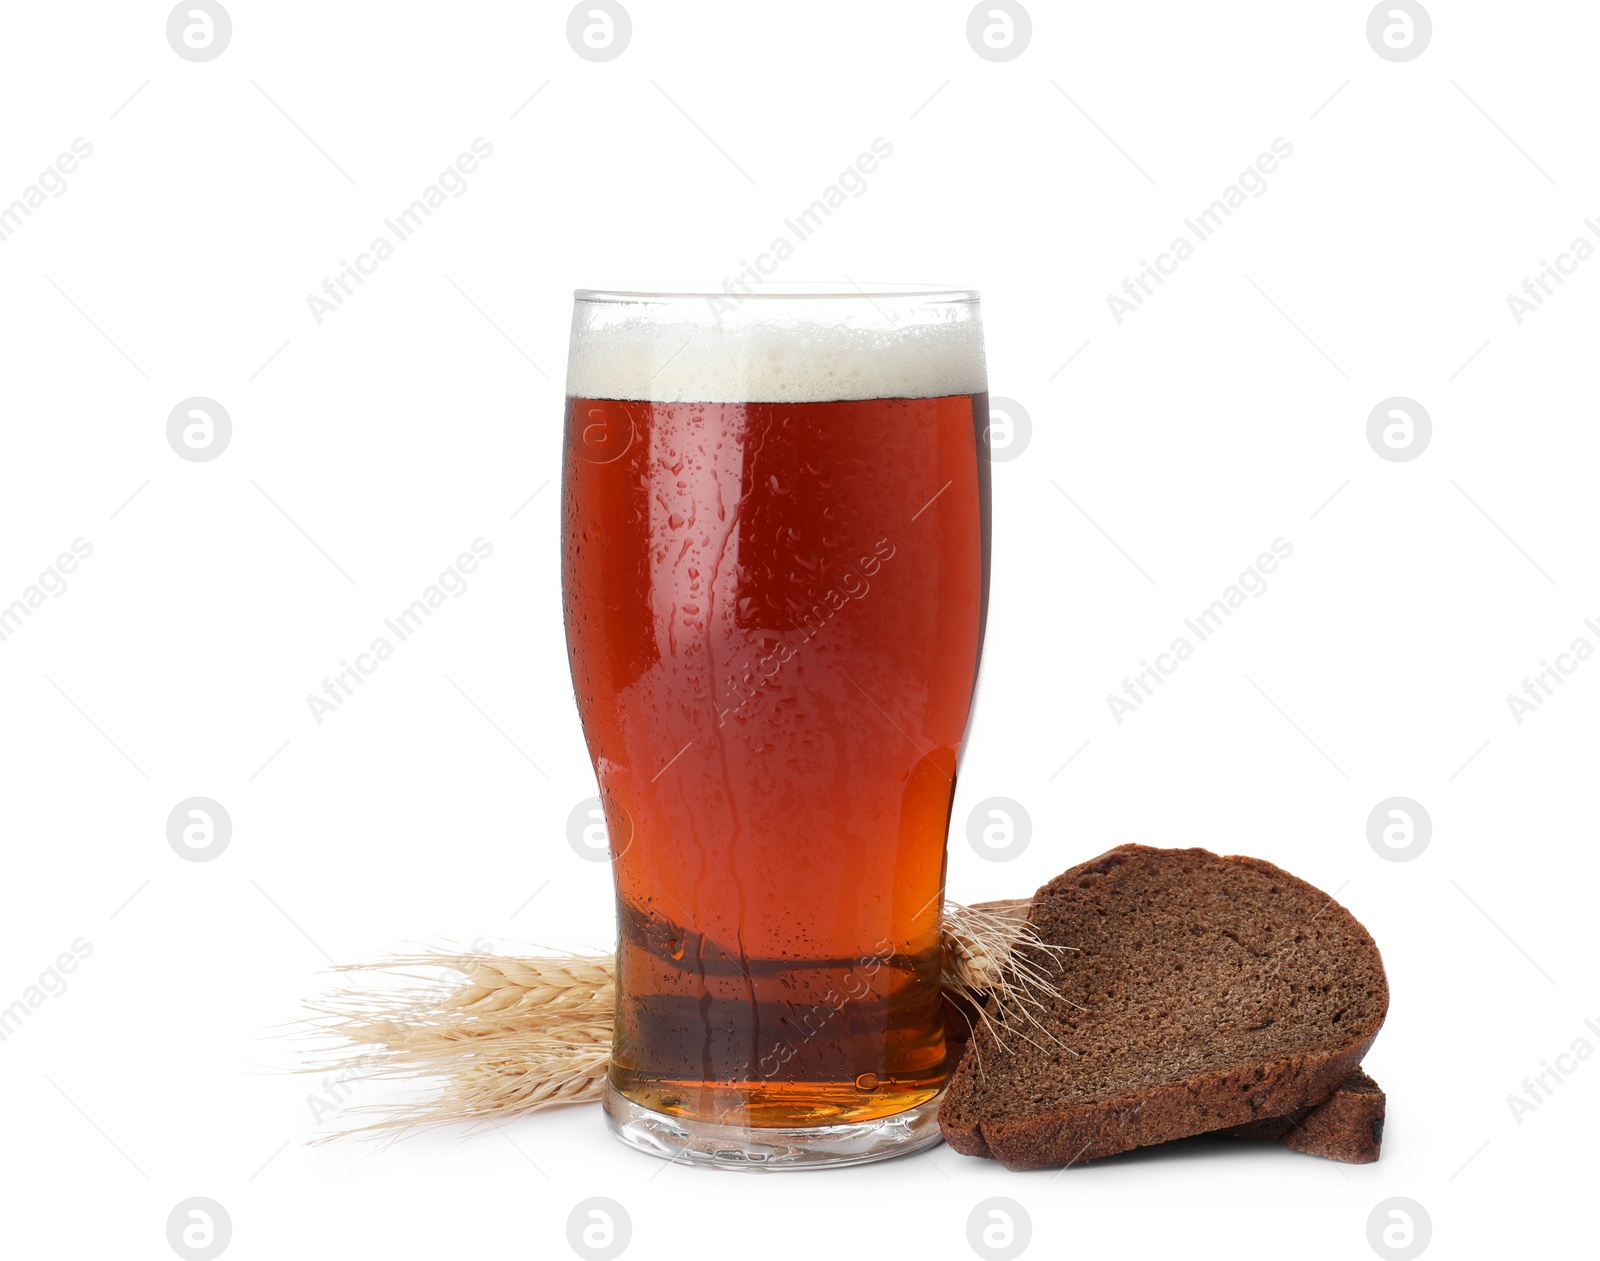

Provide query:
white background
left=2, top=2, right=1596, bottom=1259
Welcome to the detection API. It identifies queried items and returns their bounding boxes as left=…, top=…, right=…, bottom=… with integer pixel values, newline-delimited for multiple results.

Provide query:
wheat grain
left=306, top=899, right=1065, bottom=1137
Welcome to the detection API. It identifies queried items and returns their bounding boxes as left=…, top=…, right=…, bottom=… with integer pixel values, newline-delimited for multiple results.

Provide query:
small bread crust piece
left=1222, top=1068, right=1386, bottom=1163
left=938, top=845, right=1389, bottom=1170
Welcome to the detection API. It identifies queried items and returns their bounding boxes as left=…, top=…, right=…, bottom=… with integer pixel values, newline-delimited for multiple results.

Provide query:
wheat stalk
left=941, top=898, right=1079, bottom=1064
left=305, top=899, right=1065, bottom=1138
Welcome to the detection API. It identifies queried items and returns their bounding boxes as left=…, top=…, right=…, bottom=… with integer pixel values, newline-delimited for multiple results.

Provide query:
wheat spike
left=305, top=899, right=1065, bottom=1138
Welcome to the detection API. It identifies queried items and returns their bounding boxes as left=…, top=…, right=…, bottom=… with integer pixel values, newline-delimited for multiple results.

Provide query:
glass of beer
left=561, top=286, right=990, bottom=1167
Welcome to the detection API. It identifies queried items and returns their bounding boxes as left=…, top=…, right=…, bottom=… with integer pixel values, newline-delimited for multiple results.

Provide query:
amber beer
left=561, top=289, right=988, bottom=1163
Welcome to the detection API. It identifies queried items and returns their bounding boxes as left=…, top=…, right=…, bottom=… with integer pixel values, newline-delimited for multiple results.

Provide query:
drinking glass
left=561, top=286, right=990, bottom=1167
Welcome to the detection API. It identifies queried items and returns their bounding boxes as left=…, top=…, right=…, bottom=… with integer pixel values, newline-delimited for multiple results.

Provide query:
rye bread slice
left=942, top=919, right=1387, bottom=1165
left=938, top=844, right=1388, bottom=1169
left=1220, top=1067, right=1386, bottom=1163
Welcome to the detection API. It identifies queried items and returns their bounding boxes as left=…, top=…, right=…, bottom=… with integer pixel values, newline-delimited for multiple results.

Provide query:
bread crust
left=1221, top=1067, right=1386, bottom=1163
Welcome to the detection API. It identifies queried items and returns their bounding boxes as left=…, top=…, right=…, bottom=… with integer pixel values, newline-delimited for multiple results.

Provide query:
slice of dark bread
left=943, top=925, right=1387, bottom=1165
left=1220, top=1067, right=1385, bottom=1163
left=938, top=845, right=1389, bottom=1169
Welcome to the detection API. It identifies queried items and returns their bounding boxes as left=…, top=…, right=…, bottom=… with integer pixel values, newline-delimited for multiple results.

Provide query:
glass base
left=602, top=1080, right=947, bottom=1170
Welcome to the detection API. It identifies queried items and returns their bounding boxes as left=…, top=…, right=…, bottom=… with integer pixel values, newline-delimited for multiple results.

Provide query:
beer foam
left=566, top=312, right=987, bottom=403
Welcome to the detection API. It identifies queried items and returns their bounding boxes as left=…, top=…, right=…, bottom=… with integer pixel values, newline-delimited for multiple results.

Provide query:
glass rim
left=574, top=284, right=980, bottom=304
